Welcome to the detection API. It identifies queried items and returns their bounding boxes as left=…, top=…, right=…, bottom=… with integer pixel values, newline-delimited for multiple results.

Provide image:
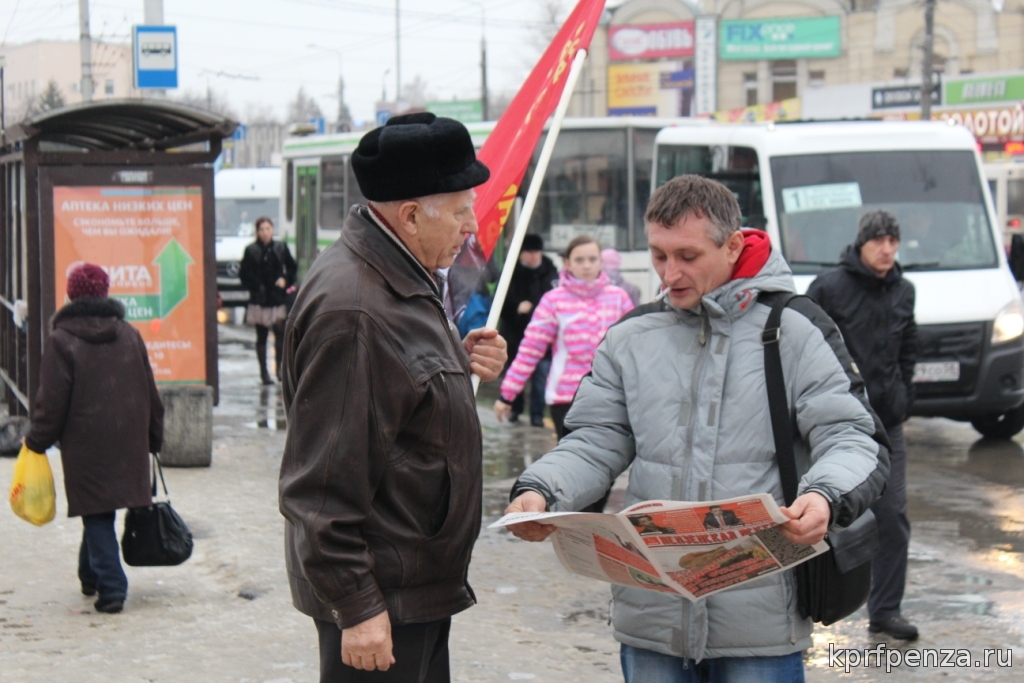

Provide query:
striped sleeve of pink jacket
left=499, top=291, right=558, bottom=403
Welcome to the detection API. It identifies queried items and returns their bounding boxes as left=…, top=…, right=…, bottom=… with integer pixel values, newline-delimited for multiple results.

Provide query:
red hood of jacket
left=731, top=230, right=772, bottom=280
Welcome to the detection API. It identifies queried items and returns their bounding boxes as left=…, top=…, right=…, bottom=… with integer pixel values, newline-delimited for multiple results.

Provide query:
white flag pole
left=472, top=48, right=589, bottom=396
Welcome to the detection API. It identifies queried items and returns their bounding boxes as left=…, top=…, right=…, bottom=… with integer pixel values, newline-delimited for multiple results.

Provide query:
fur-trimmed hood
left=51, top=297, right=126, bottom=344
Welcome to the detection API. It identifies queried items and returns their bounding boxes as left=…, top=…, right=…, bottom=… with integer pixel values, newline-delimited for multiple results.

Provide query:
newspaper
left=490, top=494, right=828, bottom=600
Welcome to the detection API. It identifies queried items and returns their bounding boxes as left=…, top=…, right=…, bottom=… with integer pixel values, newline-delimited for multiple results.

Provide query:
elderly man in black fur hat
left=279, top=113, right=507, bottom=683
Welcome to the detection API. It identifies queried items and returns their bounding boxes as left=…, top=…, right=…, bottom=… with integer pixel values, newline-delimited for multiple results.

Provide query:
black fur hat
left=522, top=234, right=544, bottom=252
left=352, top=113, right=490, bottom=202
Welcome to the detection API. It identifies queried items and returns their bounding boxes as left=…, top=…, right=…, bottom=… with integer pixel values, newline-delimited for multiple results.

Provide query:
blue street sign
left=375, top=110, right=392, bottom=127
left=133, top=25, right=178, bottom=89
left=231, top=123, right=248, bottom=141
left=309, top=117, right=325, bottom=135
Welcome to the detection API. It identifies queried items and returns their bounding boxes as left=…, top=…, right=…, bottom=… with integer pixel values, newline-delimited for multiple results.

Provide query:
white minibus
left=214, top=167, right=282, bottom=307
left=654, top=120, right=1024, bottom=438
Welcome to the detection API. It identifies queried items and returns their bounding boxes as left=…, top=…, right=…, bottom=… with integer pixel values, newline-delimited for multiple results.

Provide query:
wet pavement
left=0, top=324, right=1022, bottom=681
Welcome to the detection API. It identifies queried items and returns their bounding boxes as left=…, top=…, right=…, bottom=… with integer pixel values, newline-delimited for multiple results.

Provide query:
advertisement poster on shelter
left=52, top=186, right=205, bottom=384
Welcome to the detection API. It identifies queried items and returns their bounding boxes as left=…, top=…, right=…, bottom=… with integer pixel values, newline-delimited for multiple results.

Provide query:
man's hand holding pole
left=463, top=327, right=507, bottom=382
left=341, top=611, right=395, bottom=672
left=504, top=491, right=558, bottom=542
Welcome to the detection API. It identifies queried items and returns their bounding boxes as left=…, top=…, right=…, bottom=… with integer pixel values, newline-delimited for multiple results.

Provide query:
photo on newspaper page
left=490, top=494, right=828, bottom=601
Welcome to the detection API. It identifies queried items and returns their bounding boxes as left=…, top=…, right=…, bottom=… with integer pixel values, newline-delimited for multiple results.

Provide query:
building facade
left=570, top=0, right=1024, bottom=124
left=1, top=40, right=137, bottom=121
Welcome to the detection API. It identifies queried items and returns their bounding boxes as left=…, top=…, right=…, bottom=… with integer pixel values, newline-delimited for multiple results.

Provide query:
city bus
left=278, top=117, right=706, bottom=296
left=654, top=120, right=1024, bottom=438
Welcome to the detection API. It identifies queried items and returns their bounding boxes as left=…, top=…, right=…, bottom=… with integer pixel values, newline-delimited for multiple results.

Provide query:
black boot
left=256, top=342, right=273, bottom=385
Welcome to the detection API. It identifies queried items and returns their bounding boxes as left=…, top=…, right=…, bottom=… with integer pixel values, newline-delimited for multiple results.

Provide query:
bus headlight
left=992, top=298, right=1024, bottom=344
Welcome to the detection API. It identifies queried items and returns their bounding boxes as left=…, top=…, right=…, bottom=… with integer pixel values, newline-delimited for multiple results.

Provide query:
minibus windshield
left=215, top=198, right=280, bottom=238
left=770, top=150, right=997, bottom=274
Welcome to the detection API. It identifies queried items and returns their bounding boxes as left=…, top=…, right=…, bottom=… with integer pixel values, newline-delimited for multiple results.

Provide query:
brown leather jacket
left=279, top=206, right=482, bottom=630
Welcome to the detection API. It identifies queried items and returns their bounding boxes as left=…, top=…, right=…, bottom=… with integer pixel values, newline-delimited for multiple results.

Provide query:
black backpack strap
left=760, top=292, right=807, bottom=506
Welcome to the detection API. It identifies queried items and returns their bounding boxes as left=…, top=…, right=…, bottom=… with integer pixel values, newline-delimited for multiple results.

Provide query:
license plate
left=913, top=362, right=960, bottom=383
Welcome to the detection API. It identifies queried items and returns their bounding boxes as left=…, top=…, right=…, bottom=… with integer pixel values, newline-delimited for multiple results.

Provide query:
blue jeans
left=621, top=644, right=804, bottom=683
left=78, top=512, right=128, bottom=600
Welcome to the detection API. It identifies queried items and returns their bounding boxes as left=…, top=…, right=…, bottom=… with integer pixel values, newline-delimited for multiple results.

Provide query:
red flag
left=473, top=0, right=606, bottom=258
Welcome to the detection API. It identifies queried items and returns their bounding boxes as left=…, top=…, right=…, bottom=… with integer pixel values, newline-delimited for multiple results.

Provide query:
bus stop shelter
left=0, top=100, right=236, bottom=465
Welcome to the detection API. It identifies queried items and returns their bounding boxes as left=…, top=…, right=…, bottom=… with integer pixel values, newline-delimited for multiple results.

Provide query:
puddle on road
left=245, top=386, right=287, bottom=431
left=216, top=336, right=288, bottom=432
left=905, top=418, right=1024, bottom=565
left=904, top=593, right=995, bottom=617
left=477, top=381, right=558, bottom=485
left=908, top=495, right=1024, bottom=556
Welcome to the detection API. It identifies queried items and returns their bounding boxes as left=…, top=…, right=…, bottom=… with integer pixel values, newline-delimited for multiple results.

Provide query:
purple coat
left=25, top=298, right=164, bottom=517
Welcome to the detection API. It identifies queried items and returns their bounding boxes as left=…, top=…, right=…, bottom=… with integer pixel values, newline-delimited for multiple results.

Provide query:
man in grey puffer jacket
left=505, top=175, right=890, bottom=683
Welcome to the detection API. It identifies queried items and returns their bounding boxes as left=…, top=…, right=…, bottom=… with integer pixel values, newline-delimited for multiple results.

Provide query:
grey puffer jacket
left=514, top=244, right=889, bottom=661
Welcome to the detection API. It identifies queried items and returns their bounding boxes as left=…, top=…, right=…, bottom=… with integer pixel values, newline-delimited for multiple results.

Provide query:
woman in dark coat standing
left=239, top=216, right=297, bottom=384
left=24, top=263, right=164, bottom=615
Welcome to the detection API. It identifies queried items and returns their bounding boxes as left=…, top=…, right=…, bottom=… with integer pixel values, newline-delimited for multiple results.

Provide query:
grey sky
left=0, top=0, right=601, bottom=123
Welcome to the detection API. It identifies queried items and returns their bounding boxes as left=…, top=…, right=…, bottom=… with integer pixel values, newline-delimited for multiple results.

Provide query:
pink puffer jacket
left=500, top=271, right=634, bottom=405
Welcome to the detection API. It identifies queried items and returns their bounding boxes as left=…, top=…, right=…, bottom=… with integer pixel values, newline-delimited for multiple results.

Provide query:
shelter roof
left=5, top=99, right=237, bottom=152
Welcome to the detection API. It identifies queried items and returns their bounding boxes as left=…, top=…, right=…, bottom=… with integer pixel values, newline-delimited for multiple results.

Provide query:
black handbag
left=761, top=293, right=879, bottom=626
left=122, top=454, right=193, bottom=567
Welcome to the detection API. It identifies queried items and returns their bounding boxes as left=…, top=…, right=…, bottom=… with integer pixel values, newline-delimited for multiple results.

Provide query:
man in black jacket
left=807, top=209, right=919, bottom=640
left=279, top=113, right=507, bottom=682
left=499, top=234, right=558, bottom=426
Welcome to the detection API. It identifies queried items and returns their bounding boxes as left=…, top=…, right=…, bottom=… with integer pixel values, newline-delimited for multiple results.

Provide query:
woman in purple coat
left=25, top=264, right=164, bottom=614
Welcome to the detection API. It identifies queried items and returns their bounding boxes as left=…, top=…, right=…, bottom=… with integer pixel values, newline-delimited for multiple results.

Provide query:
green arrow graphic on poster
left=111, top=238, right=195, bottom=322
left=154, top=238, right=194, bottom=318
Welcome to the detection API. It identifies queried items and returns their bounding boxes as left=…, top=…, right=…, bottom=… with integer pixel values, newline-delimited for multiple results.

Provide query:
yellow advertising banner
left=52, top=186, right=206, bottom=384
left=608, top=63, right=662, bottom=115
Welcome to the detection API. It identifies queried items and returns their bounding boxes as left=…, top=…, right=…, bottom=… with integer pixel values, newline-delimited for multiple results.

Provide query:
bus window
left=655, top=144, right=766, bottom=231
left=632, top=128, right=658, bottom=250
left=296, top=166, right=320, bottom=279
left=528, top=129, right=629, bottom=251
left=320, top=157, right=346, bottom=230
left=346, top=155, right=367, bottom=212
left=285, top=161, right=294, bottom=221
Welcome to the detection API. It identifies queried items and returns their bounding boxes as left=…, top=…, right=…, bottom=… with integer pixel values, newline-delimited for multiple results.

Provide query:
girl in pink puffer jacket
left=495, top=236, right=634, bottom=438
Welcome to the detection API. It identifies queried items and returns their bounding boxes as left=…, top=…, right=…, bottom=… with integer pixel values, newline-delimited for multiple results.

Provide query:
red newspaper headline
left=472, top=0, right=606, bottom=258
left=643, top=521, right=775, bottom=548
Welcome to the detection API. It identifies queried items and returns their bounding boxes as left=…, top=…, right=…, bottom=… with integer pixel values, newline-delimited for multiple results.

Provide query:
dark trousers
left=78, top=512, right=128, bottom=600
left=315, top=618, right=451, bottom=683
left=510, top=358, right=550, bottom=422
left=868, top=423, right=910, bottom=622
left=549, top=403, right=609, bottom=513
left=255, top=322, right=285, bottom=380
left=549, top=402, right=571, bottom=440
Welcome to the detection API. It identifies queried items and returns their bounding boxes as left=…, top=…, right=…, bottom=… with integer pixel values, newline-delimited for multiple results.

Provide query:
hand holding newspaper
left=490, top=494, right=828, bottom=600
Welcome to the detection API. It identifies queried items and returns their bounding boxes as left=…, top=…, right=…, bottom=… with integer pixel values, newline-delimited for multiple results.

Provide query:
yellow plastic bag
left=9, top=444, right=56, bottom=526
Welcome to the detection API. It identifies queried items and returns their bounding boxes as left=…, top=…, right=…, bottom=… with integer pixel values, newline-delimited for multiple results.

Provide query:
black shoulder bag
left=762, top=293, right=879, bottom=626
left=122, top=454, right=194, bottom=567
